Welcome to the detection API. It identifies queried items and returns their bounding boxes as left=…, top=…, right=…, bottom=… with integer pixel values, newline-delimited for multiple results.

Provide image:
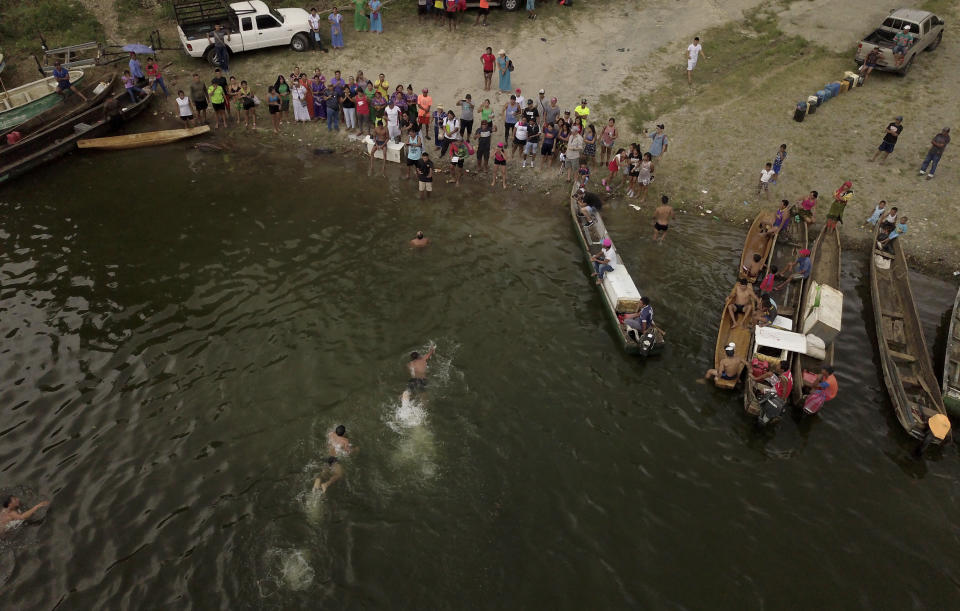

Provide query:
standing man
left=417, top=87, right=433, bottom=140
left=458, top=94, right=475, bottom=142
left=522, top=99, right=538, bottom=126
left=919, top=127, right=950, bottom=179
left=440, top=109, right=460, bottom=157
left=206, top=23, right=231, bottom=72
left=526, top=0, right=536, bottom=20
left=308, top=7, right=324, bottom=50
left=405, top=125, right=423, bottom=180
left=374, top=73, right=389, bottom=97
left=481, top=47, right=496, bottom=91
left=52, top=61, right=87, bottom=102
left=652, top=195, right=674, bottom=243
left=475, top=0, right=490, bottom=26
left=514, top=88, right=524, bottom=109
left=416, top=152, right=434, bottom=198
left=566, top=126, right=584, bottom=182
left=573, top=98, right=590, bottom=123
left=535, top=89, right=547, bottom=125
left=128, top=52, right=146, bottom=87
left=648, top=124, right=668, bottom=161
left=189, top=73, right=209, bottom=124
left=686, top=36, right=707, bottom=85
left=543, top=97, right=561, bottom=129
left=523, top=116, right=539, bottom=168
left=870, top=116, right=904, bottom=164
left=384, top=98, right=402, bottom=142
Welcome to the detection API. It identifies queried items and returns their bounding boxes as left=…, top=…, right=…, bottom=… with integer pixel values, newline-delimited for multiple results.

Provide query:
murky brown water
left=1, top=140, right=958, bottom=608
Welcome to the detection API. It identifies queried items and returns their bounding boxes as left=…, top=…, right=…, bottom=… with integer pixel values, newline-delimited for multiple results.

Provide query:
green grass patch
left=0, top=0, right=104, bottom=62
left=615, top=10, right=836, bottom=130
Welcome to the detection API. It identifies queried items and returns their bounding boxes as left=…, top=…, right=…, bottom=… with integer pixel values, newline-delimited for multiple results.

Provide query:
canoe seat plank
left=882, top=310, right=904, bottom=319
left=888, top=349, right=916, bottom=363
left=900, top=375, right=920, bottom=388
left=882, top=317, right=906, bottom=345
left=874, top=249, right=895, bottom=259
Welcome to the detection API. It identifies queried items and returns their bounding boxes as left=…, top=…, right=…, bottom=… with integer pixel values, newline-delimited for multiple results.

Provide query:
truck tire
left=926, top=31, right=943, bottom=52
left=502, top=0, right=519, bottom=10
left=204, top=46, right=229, bottom=68
left=291, top=33, right=309, bottom=52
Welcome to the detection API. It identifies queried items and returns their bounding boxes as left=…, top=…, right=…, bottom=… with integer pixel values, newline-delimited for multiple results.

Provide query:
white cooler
left=801, top=282, right=843, bottom=345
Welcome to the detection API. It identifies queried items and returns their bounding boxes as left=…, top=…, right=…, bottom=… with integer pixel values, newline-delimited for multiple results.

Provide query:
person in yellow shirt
left=573, top=98, right=590, bottom=129
left=374, top=74, right=389, bottom=97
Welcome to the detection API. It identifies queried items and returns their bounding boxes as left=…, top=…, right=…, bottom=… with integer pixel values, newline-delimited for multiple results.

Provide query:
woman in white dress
left=292, top=79, right=311, bottom=122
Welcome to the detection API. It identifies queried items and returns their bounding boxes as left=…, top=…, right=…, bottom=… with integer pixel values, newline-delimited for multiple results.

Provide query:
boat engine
left=757, top=392, right=786, bottom=426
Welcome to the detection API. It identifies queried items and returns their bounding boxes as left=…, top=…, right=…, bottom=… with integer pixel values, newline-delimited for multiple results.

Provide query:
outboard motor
left=630, top=328, right=663, bottom=357
left=757, top=393, right=786, bottom=426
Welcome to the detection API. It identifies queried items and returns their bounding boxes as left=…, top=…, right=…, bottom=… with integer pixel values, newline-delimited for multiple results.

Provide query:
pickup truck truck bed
left=855, top=9, right=945, bottom=75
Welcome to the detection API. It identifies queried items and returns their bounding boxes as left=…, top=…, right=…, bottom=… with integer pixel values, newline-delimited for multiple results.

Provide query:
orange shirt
left=479, top=0, right=489, bottom=7
left=823, top=374, right=838, bottom=400
left=417, top=94, right=432, bottom=117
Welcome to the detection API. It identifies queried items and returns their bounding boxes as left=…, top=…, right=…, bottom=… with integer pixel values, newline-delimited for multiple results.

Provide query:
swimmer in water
left=312, top=457, right=344, bottom=493
left=0, top=496, right=49, bottom=533
left=327, top=425, right=354, bottom=456
left=407, top=345, right=436, bottom=392
left=410, top=231, right=429, bottom=248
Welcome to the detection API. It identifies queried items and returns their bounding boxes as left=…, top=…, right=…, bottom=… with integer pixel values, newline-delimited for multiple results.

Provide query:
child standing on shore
left=771, top=144, right=787, bottom=184
left=757, top=162, right=775, bottom=199
left=492, top=142, right=508, bottom=189
left=865, top=199, right=887, bottom=227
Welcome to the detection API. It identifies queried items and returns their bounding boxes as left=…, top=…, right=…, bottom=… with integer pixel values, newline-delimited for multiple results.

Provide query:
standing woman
left=228, top=76, right=242, bottom=125
left=405, top=85, right=419, bottom=127
left=292, top=78, right=311, bottom=123
left=497, top=49, right=511, bottom=93
left=329, top=7, right=345, bottom=49
left=353, top=0, right=369, bottom=31
left=371, top=89, right=387, bottom=130
left=208, top=78, right=228, bottom=129
left=311, top=74, right=327, bottom=121
left=636, top=152, right=654, bottom=203
left=355, top=87, right=369, bottom=134
left=239, top=80, right=256, bottom=128
left=369, top=0, right=383, bottom=34
left=555, top=119, right=570, bottom=164
left=342, top=86, right=357, bottom=130
left=583, top=124, right=597, bottom=168
left=826, top=181, right=852, bottom=233
left=267, top=86, right=281, bottom=132
left=626, top=144, right=641, bottom=198
left=491, top=142, right=508, bottom=189
left=274, top=75, right=291, bottom=125
left=174, top=90, right=195, bottom=127
left=600, top=118, right=617, bottom=165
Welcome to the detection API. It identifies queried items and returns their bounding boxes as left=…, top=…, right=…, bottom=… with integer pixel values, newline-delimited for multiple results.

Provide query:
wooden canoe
left=738, top=210, right=776, bottom=280
left=791, top=224, right=841, bottom=405
left=77, top=125, right=211, bottom=150
left=0, top=91, right=153, bottom=185
left=943, top=286, right=960, bottom=418
left=569, top=185, right=663, bottom=356
left=0, top=73, right=116, bottom=141
left=0, top=70, right=84, bottom=130
left=744, top=217, right=808, bottom=415
left=869, top=222, right=947, bottom=441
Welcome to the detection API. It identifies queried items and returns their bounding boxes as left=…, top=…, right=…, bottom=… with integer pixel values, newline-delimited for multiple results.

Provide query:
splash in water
left=266, top=547, right=315, bottom=591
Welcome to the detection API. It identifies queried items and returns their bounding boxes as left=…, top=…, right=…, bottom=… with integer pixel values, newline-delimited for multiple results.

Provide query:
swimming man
left=1, top=496, right=49, bottom=534
left=408, top=345, right=436, bottom=392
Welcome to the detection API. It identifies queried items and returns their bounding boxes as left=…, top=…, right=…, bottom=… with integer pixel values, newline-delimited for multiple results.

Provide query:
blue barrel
left=825, top=82, right=841, bottom=98
left=816, top=90, right=827, bottom=104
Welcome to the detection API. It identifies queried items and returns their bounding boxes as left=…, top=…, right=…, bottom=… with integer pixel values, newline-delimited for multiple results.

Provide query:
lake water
left=1, top=141, right=958, bottom=608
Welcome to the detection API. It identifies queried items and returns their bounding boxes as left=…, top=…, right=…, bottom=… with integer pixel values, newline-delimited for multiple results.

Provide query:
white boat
left=0, top=70, right=84, bottom=131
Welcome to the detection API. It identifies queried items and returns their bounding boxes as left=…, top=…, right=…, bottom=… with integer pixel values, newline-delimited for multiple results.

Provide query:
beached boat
left=712, top=211, right=775, bottom=389
left=791, top=225, right=842, bottom=406
left=943, top=286, right=960, bottom=418
left=0, top=91, right=152, bottom=185
left=869, top=223, right=948, bottom=441
left=78, top=125, right=211, bottom=150
left=744, top=218, right=808, bottom=420
left=0, top=74, right=115, bottom=141
left=0, top=70, right=84, bottom=131
left=569, top=186, right=664, bottom=356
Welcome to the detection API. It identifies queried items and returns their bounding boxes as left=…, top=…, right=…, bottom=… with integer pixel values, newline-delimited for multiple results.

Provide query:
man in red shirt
left=417, top=88, right=433, bottom=139
left=481, top=47, right=496, bottom=91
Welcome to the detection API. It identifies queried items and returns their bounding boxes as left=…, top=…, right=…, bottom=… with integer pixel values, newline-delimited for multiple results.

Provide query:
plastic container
left=807, top=96, right=819, bottom=114
left=825, top=82, right=841, bottom=98
left=816, top=90, right=827, bottom=105
left=802, top=282, right=843, bottom=344
left=794, top=102, right=807, bottom=122
left=804, top=334, right=827, bottom=360
left=840, top=79, right=850, bottom=93
left=844, top=71, right=862, bottom=87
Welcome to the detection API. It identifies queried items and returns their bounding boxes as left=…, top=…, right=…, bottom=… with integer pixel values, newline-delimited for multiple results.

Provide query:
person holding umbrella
left=128, top=51, right=147, bottom=87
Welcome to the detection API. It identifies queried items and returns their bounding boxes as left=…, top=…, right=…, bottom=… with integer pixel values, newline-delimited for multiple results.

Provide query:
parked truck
left=855, top=8, right=945, bottom=75
left=174, top=0, right=313, bottom=66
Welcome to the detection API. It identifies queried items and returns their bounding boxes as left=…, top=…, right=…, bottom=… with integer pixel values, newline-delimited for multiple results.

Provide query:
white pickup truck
left=174, top=0, right=313, bottom=66
left=855, top=8, right=945, bottom=75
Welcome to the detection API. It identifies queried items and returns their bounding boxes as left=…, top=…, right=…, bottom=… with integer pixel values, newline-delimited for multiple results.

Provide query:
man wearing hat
left=535, top=89, right=547, bottom=123
left=514, top=88, right=524, bottom=108
left=574, top=98, right=590, bottom=121
left=775, top=248, right=812, bottom=290
left=704, top=343, right=748, bottom=383
left=871, top=116, right=904, bottom=164
left=919, top=127, right=950, bottom=179
left=649, top=124, right=668, bottom=161
left=892, top=25, right=915, bottom=66
left=590, top=238, right=616, bottom=283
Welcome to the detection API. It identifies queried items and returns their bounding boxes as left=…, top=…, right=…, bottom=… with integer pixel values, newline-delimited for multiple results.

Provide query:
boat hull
left=78, top=125, right=211, bottom=150
left=943, top=286, right=960, bottom=418
left=0, top=70, right=85, bottom=130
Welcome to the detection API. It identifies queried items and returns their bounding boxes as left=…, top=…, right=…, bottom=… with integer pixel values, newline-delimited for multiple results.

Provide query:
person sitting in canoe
left=52, top=61, right=87, bottom=102
left=742, top=253, right=765, bottom=283
left=704, top=343, right=748, bottom=383
left=775, top=248, right=811, bottom=290
left=725, top=278, right=756, bottom=329
left=877, top=217, right=908, bottom=252
left=623, top=296, right=654, bottom=342
left=750, top=359, right=792, bottom=401
left=590, top=239, right=616, bottom=285
left=802, top=366, right=838, bottom=414
left=576, top=189, right=603, bottom=226
left=771, top=199, right=791, bottom=234
left=754, top=293, right=778, bottom=327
